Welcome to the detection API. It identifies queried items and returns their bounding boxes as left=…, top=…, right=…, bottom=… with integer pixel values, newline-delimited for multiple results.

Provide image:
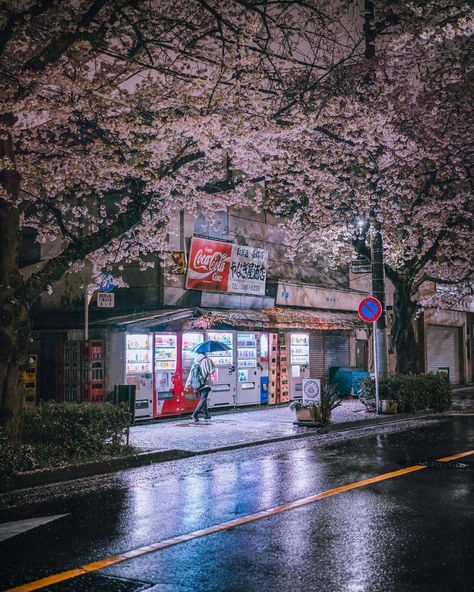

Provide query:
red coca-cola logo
left=186, top=238, right=232, bottom=291
left=193, top=249, right=228, bottom=273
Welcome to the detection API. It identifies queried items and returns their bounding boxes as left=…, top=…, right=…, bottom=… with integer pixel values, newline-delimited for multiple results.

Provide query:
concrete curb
left=4, top=411, right=449, bottom=492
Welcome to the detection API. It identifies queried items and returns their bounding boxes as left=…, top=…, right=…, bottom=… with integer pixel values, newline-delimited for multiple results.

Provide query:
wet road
left=0, top=416, right=472, bottom=592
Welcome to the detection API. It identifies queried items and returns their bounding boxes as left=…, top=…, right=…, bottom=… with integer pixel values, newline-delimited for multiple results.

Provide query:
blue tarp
left=330, top=366, right=370, bottom=397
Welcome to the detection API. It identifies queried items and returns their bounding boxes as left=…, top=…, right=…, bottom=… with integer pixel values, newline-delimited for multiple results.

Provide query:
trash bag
left=330, top=366, right=370, bottom=397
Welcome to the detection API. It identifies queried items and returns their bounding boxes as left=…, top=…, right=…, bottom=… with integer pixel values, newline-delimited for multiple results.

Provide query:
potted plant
left=290, top=385, right=342, bottom=425
left=319, top=384, right=342, bottom=423
left=290, top=400, right=322, bottom=425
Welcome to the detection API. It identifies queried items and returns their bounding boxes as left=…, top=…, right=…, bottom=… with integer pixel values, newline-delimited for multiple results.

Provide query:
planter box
left=295, top=406, right=322, bottom=424
left=380, top=400, right=398, bottom=414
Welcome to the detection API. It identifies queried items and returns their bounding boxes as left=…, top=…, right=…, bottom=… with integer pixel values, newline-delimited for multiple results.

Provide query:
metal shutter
left=324, top=331, right=349, bottom=372
left=309, top=332, right=324, bottom=379
left=427, top=325, right=461, bottom=383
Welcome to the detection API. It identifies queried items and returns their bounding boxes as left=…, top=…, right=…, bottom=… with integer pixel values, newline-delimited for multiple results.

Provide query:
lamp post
left=353, top=217, right=388, bottom=376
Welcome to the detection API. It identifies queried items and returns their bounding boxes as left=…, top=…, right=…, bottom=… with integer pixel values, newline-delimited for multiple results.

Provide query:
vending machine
left=236, top=332, right=261, bottom=406
left=154, top=332, right=179, bottom=417
left=288, top=332, right=310, bottom=399
left=206, top=331, right=235, bottom=407
left=259, top=332, right=269, bottom=404
left=181, top=332, right=205, bottom=413
left=125, top=333, right=153, bottom=418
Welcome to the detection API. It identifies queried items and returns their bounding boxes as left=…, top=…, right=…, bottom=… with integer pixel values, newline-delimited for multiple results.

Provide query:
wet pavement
left=130, top=399, right=375, bottom=452
left=0, top=415, right=472, bottom=592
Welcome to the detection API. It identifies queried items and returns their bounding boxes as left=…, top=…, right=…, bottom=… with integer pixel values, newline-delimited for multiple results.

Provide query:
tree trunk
left=0, top=113, right=28, bottom=446
left=391, top=279, right=419, bottom=374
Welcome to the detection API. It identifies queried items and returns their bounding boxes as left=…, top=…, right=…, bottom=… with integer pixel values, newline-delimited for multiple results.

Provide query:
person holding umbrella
left=185, top=339, right=230, bottom=422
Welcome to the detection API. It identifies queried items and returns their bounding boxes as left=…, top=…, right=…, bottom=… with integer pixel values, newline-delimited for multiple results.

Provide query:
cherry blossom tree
left=0, top=0, right=361, bottom=441
left=261, top=0, right=474, bottom=373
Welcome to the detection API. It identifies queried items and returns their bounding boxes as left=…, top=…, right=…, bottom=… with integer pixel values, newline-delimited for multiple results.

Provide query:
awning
left=91, top=306, right=361, bottom=332
left=183, top=307, right=361, bottom=332
left=92, top=308, right=193, bottom=330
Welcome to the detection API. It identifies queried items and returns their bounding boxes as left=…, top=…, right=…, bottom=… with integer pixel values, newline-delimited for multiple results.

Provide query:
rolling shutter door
left=324, top=331, right=349, bottom=372
left=309, top=332, right=324, bottom=379
left=427, top=325, right=461, bottom=383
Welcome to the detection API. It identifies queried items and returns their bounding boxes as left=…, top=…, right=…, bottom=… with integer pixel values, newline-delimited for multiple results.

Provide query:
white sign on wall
left=228, top=245, right=268, bottom=296
left=302, top=378, right=321, bottom=405
left=97, top=292, right=115, bottom=308
left=276, top=281, right=367, bottom=312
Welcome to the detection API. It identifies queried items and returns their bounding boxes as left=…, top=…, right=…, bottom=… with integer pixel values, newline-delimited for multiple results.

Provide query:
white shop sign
left=276, top=281, right=367, bottom=312
left=97, top=292, right=115, bottom=308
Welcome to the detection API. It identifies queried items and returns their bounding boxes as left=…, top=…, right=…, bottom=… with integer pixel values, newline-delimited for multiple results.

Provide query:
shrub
left=23, top=402, right=132, bottom=464
left=0, top=428, right=35, bottom=488
left=360, top=373, right=451, bottom=413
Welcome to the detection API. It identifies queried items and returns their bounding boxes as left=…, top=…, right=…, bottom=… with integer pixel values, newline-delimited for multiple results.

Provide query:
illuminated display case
left=237, top=333, right=257, bottom=368
left=126, top=334, right=151, bottom=374
left=155, top=334, right=177, bottom=371
left=207, top=331, right=233, bottom=366
left=290, top=333, right=309, bottom=365
left=182, top=333, right=205, bottom=368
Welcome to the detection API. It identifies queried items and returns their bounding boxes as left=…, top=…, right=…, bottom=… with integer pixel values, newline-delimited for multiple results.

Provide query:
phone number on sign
left=229, top=282, right=263, bottom=294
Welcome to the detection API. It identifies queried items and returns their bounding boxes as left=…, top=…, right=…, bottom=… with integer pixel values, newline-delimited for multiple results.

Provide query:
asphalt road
left=0, top=416, right=472, bottom=592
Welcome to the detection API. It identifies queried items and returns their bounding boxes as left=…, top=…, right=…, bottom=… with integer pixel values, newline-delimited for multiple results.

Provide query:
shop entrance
left=356, top=339, right=368, bottom=371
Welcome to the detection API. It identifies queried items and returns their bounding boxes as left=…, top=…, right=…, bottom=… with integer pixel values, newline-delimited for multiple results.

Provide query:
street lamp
left=354, top=216, right=370, bottom=241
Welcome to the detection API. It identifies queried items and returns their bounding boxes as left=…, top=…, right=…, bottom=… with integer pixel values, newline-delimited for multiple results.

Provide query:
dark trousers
left=193, top=387, right=211, bottom=419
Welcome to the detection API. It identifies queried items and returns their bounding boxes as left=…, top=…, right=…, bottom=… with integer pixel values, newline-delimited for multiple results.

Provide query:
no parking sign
left=358, top=296, right=382, bottom=323
left=358, top=296, right=382, bottom=413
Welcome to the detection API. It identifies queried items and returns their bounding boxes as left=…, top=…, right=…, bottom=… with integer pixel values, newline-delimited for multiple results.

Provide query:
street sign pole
left=373, top=324, right=379, bottom=414
left=358, top=296, right=382, bottom=414
left=84, top=293, right=93, bottom=341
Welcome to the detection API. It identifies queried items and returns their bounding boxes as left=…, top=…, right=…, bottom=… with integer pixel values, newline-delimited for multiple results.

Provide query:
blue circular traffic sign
left=99, top=274, right=115, bottom=293
left=358, top=296, right=382, bottom=323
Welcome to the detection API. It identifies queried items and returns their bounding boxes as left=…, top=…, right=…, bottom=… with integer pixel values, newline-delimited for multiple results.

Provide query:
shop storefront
left=101, top=307, right=361, bottom=420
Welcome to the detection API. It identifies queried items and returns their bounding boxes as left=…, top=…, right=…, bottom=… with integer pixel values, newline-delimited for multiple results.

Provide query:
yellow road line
left=5, top=450, right=474, bottom=592
left=437, top=449, right=474, bottom=462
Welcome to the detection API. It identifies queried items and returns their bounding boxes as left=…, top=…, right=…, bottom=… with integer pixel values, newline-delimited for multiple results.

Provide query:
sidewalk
left=6, top=397, right=462, bottom=492
left=130, top=399, right=374, bottom=453
left=450, top=385, right=474, bottom=412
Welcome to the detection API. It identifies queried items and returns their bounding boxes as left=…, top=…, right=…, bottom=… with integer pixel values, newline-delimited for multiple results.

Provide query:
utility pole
left=371, top=228, right=388, bottom=374
left=364, top=0, right=388, bottom=375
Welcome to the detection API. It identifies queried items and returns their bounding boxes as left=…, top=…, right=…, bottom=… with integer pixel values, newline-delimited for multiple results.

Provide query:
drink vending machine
left=288, top=333, right=310, bottom=399
left=154, top=333, right=179, bottom=416
left=236, top=332, right=261, bottom=406
left=125, top=334, right=153, bottom=418
left=207, top=331, right=235, bottom=407
left=181, top=332, right=204, bottom=413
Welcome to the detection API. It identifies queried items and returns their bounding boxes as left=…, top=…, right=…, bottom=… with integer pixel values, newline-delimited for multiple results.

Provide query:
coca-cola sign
left=186, top=237, right=267, bottom=295
left=186, top=238, right=232, bottom=292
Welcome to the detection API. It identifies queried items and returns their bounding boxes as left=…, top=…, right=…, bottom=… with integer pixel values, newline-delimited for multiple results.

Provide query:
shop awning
left=92, top=306, right=361, bottom=332
left=92, top=308, right=194, bottom=330
left=183, top=307, right=361, bottom=332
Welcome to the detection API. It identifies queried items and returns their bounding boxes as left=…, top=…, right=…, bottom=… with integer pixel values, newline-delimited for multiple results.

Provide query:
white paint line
left=0, top=514, right=69, bottom=543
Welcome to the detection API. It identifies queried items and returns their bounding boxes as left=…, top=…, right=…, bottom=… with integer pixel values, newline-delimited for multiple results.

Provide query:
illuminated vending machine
left=206, top=331, right=235, bottom=407
left=125, top=333, right=153, bottom=418
left=181, top=332, right=205, bottom=414
left=289, top=333, right=310, bottom=399
left=236, top=332, right=261, bottom=406
left=154, top=333, right=178, bottom=417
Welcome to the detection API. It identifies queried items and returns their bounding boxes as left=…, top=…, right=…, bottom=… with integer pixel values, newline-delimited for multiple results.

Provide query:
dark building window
left=194, top=210, right=228, bottom=240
